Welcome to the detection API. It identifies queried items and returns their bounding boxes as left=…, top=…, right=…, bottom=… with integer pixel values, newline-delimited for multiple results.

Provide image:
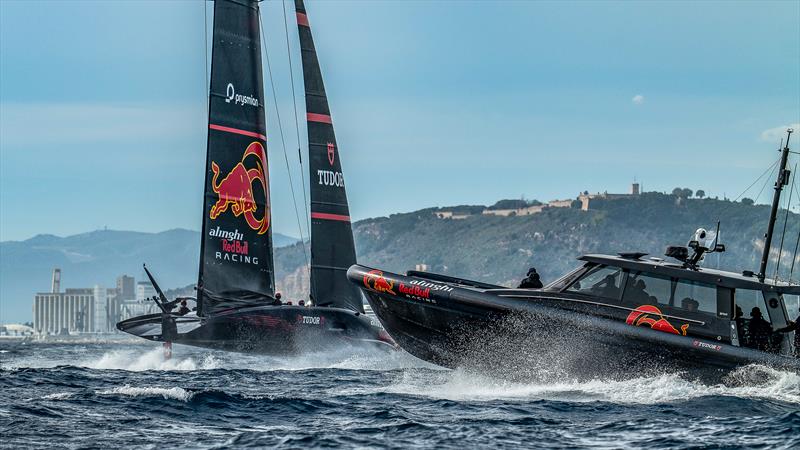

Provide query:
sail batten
left=295, top=0, right=364, bottom=313
left=198, top=0, right=275, bottom=316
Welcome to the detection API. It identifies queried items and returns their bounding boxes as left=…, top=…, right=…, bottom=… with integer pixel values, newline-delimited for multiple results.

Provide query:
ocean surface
left=1, top=341, right=798, bottom=449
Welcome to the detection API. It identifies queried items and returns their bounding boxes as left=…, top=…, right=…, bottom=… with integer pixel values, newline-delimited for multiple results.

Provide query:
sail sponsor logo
left=327, top=142, right=335, bottom=166
left=626, top=305, right=689, bottom=336
left=317, top=170, right=344, bottom=188
left=214, top=251, right=259, bottom=265
left=208, top=226, right=243, bottom=241
left=221, top=239, right=248, bottom=255
left=210, top=142, right=270, bottom=235
left=363, top=270, right=396, bottom=296
left=225, top=83, right=260, bottom=108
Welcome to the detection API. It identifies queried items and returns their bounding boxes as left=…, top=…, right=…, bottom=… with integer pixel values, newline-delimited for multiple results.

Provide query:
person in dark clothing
left=748, top=307, right=773, bottom=351
left=518, top=268, right=543, bottom=289
left=272, top=292, right=283, bottom=306
left=177, top=300, right=190, bottom=316
left=777, top=306, right=800, bottom=357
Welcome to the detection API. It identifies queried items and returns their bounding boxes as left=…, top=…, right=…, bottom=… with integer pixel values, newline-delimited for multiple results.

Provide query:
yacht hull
left=348, top=265, right=800, bottom=379
left=116, top=305, right=394, bottom=355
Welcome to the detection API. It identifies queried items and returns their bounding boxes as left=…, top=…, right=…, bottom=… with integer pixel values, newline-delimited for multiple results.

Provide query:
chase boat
left=349, top=132, right=800, bottom=377
left=118, top=0, right=394, bottom=354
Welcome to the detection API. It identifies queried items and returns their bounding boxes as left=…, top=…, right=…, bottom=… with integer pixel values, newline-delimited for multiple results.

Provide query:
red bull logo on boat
left=209, top=142, right=270, bottom=235
left=363, top=270, right=396, bottom=296
left=626, top=305, right=689, bottom=336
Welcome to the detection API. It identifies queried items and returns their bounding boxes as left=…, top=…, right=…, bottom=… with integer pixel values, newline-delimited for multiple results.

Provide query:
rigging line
left=715, top=157, right=780, bottom=222
left=282, top=0, right=311, bottom=240
left=203, top=1, right=210, bottom=116
left=790, top=182, right=800, bottom=282
left=259, top=9, right=309, bottom=271
left=774, top=161, right=796, bottom=281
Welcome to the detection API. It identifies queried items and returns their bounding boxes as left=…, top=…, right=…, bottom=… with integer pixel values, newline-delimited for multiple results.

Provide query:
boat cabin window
left=622, top=271, right=671, bottom=306
left=673, top=279, right=717, bottom=315
left=735, top=289, right=771, bottom=324
left=734, top=288, right=784, bottom=352
left=566, top=265, right=624, bottom=300
left=785, top=294, right=800, bottom=320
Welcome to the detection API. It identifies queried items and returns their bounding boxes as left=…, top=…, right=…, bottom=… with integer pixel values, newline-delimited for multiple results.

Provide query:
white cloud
left=631, top=94, right=644, bottom=105
left=760, top=123, right=799, bottom=143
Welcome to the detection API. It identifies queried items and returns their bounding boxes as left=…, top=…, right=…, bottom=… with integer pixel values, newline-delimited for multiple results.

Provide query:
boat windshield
left=565, top=264, right=624, bottom=300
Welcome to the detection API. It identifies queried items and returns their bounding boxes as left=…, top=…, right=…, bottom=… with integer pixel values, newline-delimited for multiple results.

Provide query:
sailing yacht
left=117, top=0, right=394, bottom=354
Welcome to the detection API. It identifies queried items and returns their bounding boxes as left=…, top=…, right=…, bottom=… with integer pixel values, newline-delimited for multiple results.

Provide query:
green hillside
left=277, top=192, right=795, bottom=289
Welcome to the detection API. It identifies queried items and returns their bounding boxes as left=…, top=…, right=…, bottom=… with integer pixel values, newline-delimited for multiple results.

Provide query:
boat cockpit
left=543, top=252, right=799, bottom=357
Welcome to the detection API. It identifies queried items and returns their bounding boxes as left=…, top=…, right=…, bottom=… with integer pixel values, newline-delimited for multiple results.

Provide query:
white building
left=136, top=281, right=156, bottom=302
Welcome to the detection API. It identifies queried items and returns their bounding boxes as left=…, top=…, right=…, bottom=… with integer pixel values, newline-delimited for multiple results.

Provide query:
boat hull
left=348, top=265, right=800, bottom=380
left=116, top=305, right=394, bottom=355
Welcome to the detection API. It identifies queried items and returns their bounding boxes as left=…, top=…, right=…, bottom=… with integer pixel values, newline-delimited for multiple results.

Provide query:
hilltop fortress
left=436, top=183, right=642, bottom=219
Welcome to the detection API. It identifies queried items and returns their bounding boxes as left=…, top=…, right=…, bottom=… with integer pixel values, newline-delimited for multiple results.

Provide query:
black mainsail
left=198, top=0, right=274, bottom=316
left=296, top=0, right=363, bottom=313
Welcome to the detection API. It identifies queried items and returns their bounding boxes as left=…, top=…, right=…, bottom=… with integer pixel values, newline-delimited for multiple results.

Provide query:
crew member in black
left=518, top=268, right=543, bottom=289
left=748, top=307, right=773, bottom=351
left=272, top=292, right=283, bottom=306
left=777, top=306, right=800, bottom=357
left=177, top=300, right=190, bottom=316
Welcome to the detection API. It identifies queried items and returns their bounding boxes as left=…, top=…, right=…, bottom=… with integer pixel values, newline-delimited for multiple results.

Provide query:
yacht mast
left=758, top=128, right=793, bottom=282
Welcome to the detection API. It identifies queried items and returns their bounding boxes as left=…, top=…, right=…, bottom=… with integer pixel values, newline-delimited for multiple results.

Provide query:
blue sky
left=1, top=0, right=798, bottom=242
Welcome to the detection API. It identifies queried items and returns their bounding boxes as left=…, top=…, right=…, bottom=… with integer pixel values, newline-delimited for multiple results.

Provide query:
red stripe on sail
left=209, top=124, right=266, bottom=141
left=307, top=113, right=332, bottom=124
left=296, top=12, right=309, bottom=27
left=311, top=212, right=350, bottom=222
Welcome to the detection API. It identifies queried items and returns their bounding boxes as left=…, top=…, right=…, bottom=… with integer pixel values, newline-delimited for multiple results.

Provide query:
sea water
left=1, top=342, right=798, bottom=448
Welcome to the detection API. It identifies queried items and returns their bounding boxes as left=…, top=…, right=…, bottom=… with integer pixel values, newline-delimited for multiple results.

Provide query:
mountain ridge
left=2, top=193, right=793, bottom=323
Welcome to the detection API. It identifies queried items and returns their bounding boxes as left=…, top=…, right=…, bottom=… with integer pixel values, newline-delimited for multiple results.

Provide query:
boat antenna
left=758, top=128, right=793, bottom=282
left=774, top=162, right=797, bottom=281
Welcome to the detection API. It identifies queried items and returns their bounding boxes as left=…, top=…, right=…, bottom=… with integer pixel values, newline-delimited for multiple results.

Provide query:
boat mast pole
left=758, top=128, right=793, bottom=282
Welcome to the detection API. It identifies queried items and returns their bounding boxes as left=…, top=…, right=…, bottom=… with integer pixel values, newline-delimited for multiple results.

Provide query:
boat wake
left=384, top=364, right=800, bottom=405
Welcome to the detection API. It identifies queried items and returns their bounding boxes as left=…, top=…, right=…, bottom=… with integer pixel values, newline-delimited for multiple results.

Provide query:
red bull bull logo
left=209, top=142, right=270, bottom=235
left=626, top=305, right=689, bottom=336
left=363, top=270, right=396, bottom=296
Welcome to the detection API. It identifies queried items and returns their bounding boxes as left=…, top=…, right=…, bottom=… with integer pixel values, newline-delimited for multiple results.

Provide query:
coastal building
left=116, top=275, right=135, bottom=301
left=578, top=183, right=642, bottom=211
left=136, top=281, right=156, bottom=302
left=482, top=204, right=547, bottom=217
left=32, top=269, right=158, bottom=336
left=435, top=211, right=472, bottom=220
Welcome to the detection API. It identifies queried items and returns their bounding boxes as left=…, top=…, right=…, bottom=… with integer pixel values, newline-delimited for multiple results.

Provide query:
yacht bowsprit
left=349, top=130, right=800, bottom=378
left=117, top=0, right=394, bottom=354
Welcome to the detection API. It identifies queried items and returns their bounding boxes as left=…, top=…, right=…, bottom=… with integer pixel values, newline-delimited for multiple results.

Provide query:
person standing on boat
left=518, top=268, right=543, bottom=289
left=777, top=306, right=800, bottom=357
left=748, top=307, right=773, bottom=352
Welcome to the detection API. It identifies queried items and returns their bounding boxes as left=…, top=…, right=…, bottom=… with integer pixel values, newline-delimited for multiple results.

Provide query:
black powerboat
left=118, top=0, right=394, bottom=354
left=349, top=131, right=800, bottom=378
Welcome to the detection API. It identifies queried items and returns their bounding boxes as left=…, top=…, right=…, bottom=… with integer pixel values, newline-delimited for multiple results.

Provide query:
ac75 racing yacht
left=117, top=0, right=394, bottom=355
left=349, top=130, right=800, bottom=378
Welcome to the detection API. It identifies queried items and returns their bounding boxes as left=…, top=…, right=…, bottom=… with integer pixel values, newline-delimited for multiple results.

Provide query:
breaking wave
left=97, top=386, right=194, bottom=402
left=385, top=365, right=800, bottom=405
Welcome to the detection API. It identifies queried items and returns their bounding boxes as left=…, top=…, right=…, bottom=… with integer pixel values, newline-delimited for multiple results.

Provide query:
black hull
left=348, top=265, right=800, bottom=380
left=116, top=305, right=394, bottom=355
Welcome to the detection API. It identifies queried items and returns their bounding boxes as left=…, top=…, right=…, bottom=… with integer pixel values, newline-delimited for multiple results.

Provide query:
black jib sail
left=296, top=0, right=364, bottom=313
left=198, top=0, right=274, bottom=316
